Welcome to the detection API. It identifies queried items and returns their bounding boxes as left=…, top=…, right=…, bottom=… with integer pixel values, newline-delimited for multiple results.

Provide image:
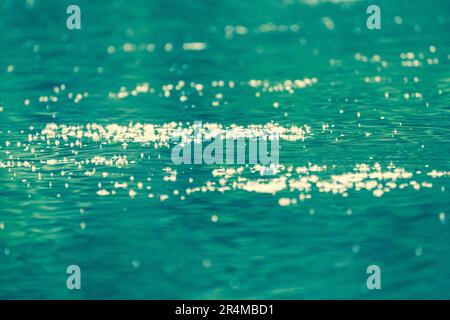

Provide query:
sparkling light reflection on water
left=0, top=0, right=449, bottom=299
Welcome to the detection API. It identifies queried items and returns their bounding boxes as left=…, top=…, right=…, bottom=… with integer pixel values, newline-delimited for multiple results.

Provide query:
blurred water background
left=0, top=0, right=449, bottom=299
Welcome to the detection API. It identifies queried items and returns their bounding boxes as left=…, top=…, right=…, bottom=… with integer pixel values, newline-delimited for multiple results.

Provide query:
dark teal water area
left=0, top=0, right=449, bottom=299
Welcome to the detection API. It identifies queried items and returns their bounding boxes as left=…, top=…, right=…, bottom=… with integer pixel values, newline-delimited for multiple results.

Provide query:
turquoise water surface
left=0, top=0, right=449, bottom=299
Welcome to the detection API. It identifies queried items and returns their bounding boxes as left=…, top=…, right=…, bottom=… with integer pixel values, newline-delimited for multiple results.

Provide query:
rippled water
left=0, top=0, right=449, bottom=299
